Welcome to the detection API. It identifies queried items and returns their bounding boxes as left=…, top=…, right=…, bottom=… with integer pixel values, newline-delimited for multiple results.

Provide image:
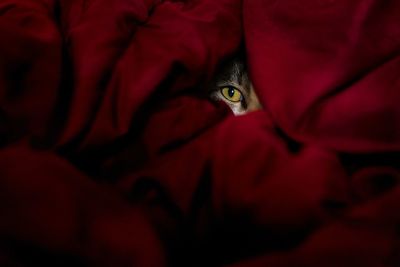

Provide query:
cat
left=209, top=58, right=261, bottom=115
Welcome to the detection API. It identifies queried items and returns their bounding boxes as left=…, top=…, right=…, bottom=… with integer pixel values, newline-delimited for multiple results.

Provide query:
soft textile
left=0, top=0, right=399, bottom=266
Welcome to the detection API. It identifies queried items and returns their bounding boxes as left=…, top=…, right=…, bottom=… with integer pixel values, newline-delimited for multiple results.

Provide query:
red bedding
left=1, top=0, right=399, bottom=266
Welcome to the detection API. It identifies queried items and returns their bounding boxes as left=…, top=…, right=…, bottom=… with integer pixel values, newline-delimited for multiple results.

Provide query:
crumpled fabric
left=0, top=0, right=399, bottom=266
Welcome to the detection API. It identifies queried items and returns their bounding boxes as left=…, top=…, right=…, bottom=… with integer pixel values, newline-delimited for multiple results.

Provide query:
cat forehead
left=216, top=59, right=250, bottom=88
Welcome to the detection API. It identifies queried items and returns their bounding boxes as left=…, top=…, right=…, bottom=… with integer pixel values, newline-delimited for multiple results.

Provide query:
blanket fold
left=0, top=0, right=399, bottom=266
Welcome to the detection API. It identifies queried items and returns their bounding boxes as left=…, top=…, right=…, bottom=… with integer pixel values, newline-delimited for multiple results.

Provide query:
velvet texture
left=0, top=0, right=399, bottom=266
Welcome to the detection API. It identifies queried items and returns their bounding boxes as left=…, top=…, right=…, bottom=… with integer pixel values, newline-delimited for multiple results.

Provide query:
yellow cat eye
left=220, top=86, right=243, bottom=103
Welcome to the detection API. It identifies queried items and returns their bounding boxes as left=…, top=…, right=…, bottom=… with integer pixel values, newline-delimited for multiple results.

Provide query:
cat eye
left=220, top=86, right=243, bottom=103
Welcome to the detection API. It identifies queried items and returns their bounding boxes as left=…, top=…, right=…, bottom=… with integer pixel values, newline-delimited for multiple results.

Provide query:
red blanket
left=1, top=0, right=399, bottom=266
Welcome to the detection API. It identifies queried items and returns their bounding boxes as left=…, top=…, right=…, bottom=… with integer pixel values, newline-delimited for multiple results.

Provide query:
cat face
left=209, top=59, right=261, bottom=115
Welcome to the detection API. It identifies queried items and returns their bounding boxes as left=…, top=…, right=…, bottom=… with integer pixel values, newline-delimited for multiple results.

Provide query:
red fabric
left=1, top=0, right=399, bottom=266
left=245, top=0, right=400, bottom=152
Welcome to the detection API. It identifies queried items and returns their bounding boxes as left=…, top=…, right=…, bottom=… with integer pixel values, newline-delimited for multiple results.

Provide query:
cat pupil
left=228, top=88, right=235, bottom=97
